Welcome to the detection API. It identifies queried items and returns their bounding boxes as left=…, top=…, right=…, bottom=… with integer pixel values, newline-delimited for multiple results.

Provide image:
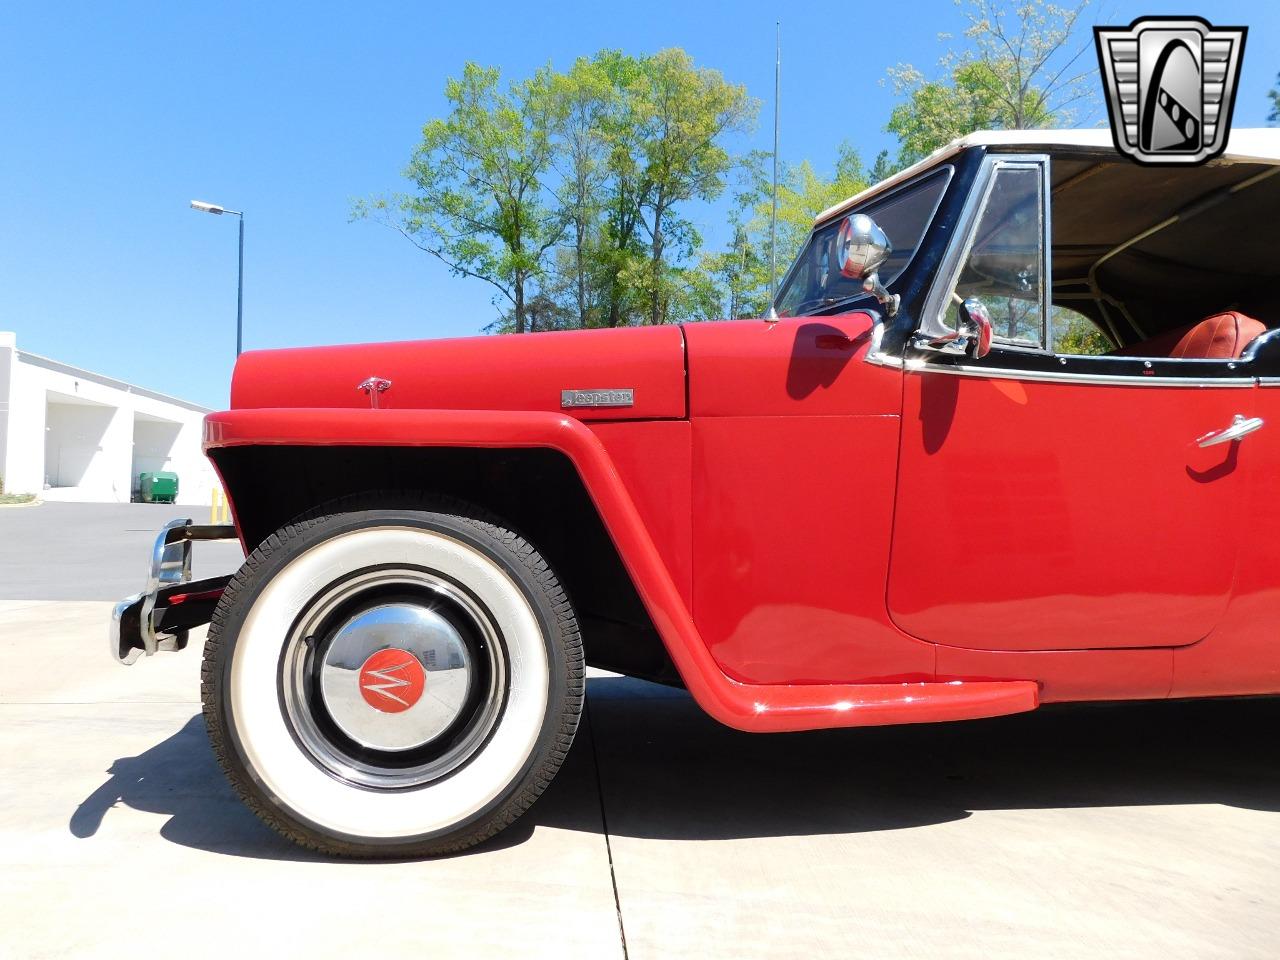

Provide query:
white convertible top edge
left=814, top=128, right=1280, bottom=226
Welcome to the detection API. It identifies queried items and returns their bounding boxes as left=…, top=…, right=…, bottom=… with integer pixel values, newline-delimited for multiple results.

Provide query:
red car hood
left=230, top=325, right=687, bottom=421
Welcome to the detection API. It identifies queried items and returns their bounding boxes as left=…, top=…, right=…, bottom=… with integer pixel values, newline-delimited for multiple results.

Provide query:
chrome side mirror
left=957, top=298, right=993, bottom=359
left=837, top=214, right=899, bottom=317
left=913, top=296, right=993, bottom=359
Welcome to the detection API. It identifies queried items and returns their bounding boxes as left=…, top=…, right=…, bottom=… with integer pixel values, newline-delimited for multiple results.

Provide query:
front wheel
left=202, top=501, right=584, bottom=858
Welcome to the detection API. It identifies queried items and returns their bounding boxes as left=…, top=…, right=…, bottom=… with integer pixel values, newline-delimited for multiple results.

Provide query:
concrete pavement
left=0, top=601, right=623, bottom=960
left=0, top=502, right=243, bottom=600
left=591, top=683, right=1280, bottom=959
left=2, top=503, right=1279, bottom=957
left=2, top=599, right=1279, bottom=958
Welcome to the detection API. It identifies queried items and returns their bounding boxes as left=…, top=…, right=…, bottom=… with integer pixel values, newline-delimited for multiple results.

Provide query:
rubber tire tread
left=200, top=493, right=584, bottom=858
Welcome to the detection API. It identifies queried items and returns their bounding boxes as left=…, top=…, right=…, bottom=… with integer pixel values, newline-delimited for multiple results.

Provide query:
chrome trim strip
left=866, top=314, right=886, bottom=354
left=1040, top=157, right=1054, bottom=350
left=918, top=155, right=1013, bottom=342
left=900, top=357, right=1255, bottom=387
left=922, top=155, right=1053, bottom=346
left=864, top=340, right=1255, bottom=386
left=865, top=351, right=904, bottom=370
left=864, top=317, right=904, bottom=370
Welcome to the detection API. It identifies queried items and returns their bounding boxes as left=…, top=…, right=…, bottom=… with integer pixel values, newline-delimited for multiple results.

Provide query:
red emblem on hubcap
left=358, top=649, right=426, bottom=713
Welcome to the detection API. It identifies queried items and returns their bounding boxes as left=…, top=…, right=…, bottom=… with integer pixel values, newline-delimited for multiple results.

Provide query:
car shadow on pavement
left=575, top=677, right=1280, bottom=840
left=69, top=677, right=1280, bottom=859
left=66, top=714, right=593, bottom=862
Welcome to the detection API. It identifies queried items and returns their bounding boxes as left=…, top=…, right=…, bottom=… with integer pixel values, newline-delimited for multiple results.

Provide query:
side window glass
left=945, top=164, right=1046, bottom=349
left=1050, top=305, right=1114, bottom=355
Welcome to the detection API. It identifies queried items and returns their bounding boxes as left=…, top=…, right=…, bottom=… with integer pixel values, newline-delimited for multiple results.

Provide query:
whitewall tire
left=202, top=500, right=584, bottom=858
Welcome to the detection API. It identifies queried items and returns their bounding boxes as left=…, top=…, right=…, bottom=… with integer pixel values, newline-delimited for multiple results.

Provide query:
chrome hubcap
left=281, top=568, right=507, bottom=789
left=319, top=603, right=475, bottom=751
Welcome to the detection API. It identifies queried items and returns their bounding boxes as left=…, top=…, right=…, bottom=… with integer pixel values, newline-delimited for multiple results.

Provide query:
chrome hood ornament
left=358, top=376, right=392, bottom=409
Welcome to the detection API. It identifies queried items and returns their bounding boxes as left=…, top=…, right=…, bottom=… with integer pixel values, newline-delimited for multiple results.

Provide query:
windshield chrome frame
left=771, top=164, right=955, bottom=317
left=918, top=153, right=1052, bottom=348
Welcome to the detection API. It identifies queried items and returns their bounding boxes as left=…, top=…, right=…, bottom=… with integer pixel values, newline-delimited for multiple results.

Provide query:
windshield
left=774, top=168, right=951, bottom=317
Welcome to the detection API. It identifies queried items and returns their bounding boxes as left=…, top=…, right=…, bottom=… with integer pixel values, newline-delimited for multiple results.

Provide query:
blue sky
left=1, top=1, right=1275, bottom=408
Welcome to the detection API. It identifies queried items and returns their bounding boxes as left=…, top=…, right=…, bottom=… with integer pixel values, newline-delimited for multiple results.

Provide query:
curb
left=0, top=498, right=42, bottom=509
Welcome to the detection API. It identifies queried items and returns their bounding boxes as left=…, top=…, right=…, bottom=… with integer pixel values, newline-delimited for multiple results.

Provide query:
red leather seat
left=1110, top=310, right=1265, bottom=359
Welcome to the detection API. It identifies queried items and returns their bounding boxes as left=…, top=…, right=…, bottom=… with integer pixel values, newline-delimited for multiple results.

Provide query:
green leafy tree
left=888, top=60, right=1052, bottom=164
left=545, top=56, right=616, bottom=327
left=629, top=49, right=757, bottom=324
left=697, top=223, right=765, bottom=319
left=880, top=0, right=1104, bottom=350
left=579, top=50, right=652, bottom=328
left=1052, top=308, right=1112, bottom=355
left=722, top=142, right=873, bottom=314
left=354, top=63, right=564, bottom=334
left=362, top=49, right=756, bottom=333
left=485, top=291, right=577, bottom=334
left=1269, top=73, right=1279, bottom=124
left=767, top=143, right=872, bottom=266
left=869, top=149, right=897, bottom=183
left=887, top=0, right=1096, bottom=165
left=542, top=49, right=758, bottom=328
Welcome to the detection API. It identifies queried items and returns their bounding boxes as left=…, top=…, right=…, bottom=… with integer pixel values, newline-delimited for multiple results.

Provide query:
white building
left=0, top=331, right=218, bottom=505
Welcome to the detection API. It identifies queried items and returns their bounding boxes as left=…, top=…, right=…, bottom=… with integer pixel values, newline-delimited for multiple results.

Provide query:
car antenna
left=767, top=20, right=781, bottom=323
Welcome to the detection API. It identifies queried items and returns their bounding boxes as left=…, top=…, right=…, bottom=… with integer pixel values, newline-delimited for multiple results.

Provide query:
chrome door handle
left=1197, top=414, right=1264, bottom=448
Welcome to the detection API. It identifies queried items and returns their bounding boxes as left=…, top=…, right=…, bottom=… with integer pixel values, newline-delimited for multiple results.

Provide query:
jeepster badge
left=1095, top=16, right=1247, bottom=166
left=561, top=388, right=634, bottom=409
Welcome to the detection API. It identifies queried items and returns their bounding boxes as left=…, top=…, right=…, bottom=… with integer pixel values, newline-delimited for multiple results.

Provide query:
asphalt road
left=0, top=502, right=244, bottom=600
left=1, top=504, right=1278, bottom=957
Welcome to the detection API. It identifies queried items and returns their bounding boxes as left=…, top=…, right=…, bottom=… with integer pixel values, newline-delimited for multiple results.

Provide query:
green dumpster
left=139, top=471, right=179, bottom=504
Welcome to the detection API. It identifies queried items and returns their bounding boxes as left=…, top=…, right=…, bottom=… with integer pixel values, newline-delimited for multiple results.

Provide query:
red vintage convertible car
left=112, top=129, right=1280, bottom=857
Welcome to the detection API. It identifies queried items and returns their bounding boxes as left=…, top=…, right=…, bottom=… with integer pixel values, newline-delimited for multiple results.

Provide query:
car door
left=887, top=154, right=1256, bottom=651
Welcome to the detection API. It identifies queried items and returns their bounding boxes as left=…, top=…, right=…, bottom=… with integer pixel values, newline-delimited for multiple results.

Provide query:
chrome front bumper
left=109, top=518, right=238, bottom=665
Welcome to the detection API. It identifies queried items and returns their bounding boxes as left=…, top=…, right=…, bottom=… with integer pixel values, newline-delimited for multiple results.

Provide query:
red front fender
left=204, top=407, right=1037, bottom=732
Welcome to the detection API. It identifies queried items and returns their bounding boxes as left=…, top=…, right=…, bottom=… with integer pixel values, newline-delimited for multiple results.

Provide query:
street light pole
left=236, top=214, right=244, bottom=357
left=190, top=200, right=245, bottom=356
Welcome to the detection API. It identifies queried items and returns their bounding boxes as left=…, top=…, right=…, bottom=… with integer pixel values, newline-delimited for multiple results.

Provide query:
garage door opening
left=44, top=392, right=118, bottom=496
left=131, top=412, right=182, bottom=498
